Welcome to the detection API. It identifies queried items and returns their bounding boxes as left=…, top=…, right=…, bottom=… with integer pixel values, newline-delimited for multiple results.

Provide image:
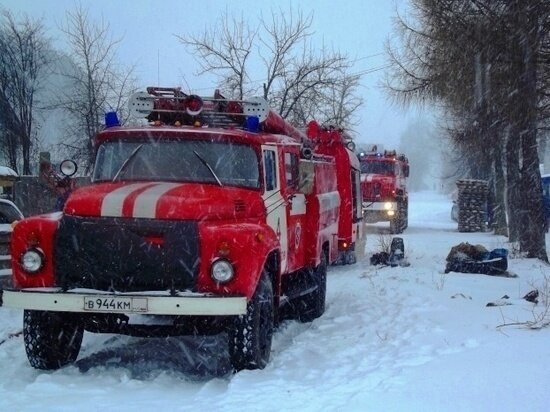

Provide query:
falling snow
left=0, top=191, right=549, bottom=411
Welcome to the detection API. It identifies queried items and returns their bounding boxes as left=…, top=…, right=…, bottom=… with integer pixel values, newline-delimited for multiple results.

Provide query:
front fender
left=198, top=222, right=279, bottom=299
left=11, top=213, right=62, bottom=288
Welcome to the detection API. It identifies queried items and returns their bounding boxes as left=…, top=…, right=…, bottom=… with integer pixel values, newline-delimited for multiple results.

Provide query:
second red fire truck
left=359, top=145, right=409, bottom=234
left=1, top=87, right=362, bottom=371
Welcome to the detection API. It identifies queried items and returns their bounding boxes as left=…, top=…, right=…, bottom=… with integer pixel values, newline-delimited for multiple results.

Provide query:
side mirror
left=404, top=165, right=410, bottom=178
left=298, top=160, right=315, bottom=195
left=60, top=159, right=78, bottom=177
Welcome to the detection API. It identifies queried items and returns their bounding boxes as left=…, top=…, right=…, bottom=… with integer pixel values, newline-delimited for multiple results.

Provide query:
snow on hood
left=0, top=191, right=549, bottom=412
left=65, top=181, right=264, bottom=220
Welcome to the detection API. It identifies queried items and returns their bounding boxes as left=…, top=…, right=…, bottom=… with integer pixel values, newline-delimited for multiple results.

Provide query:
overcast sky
left=1, top=0, right=431, bottom=148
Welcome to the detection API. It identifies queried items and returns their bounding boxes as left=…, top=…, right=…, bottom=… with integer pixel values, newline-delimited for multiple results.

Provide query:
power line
left=350, top=52, right=386, bottom=63
left=172, top=50, right=390, bottom=93
left=182, top=61, right=393, bottom=93
left=353, top=63, right=393, bottom=77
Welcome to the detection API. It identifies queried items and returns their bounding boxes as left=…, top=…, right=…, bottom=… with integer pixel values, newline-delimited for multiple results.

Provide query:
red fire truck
left=1, top=87, right=362, bottom=371
left=359, top=146, right=409, bottom=234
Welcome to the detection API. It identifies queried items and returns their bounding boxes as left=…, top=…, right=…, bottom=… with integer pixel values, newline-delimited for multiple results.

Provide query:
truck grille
left=0, top=231, right=11, bottom=279
left=363, top=182, right=381, bottom=201
left=54, top=216, right=200, bottom=292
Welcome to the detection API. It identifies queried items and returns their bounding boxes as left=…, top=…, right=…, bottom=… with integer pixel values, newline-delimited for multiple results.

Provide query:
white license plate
left=83, top=296, right=148, bottom=313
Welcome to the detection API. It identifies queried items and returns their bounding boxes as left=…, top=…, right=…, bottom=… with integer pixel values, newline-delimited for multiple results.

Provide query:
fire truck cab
left=1, top=87, right=362, bottom=372
left=359, top=146, right=409, bottom=234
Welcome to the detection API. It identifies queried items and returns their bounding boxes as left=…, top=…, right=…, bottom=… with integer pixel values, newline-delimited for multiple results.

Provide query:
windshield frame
left=92, top=137, right=262, bottom=190
left=360, top=159, right=396, bottom=176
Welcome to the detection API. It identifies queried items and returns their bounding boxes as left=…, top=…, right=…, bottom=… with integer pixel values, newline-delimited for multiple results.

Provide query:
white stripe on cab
left=101, top=183, right=153, bottom=217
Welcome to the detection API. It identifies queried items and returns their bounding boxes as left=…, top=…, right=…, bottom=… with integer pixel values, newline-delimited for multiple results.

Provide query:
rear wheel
left=24, top=310, right=83, bottom=370
left=296, top=251, right=327, bottom=322
left=344, top=249, right=356, bottom=265
left=401, top=199, right=409, bottom=230
left=229, top=272, right=274, bottom=371
left=390, top=200, right=407, bottom=234
left=390, top=216, right=403, bottom=234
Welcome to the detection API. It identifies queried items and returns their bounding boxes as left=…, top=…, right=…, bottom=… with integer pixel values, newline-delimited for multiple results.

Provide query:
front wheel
left=229, top=272, right=274, bottom=371
left=24, top=310, right=84, bottom=370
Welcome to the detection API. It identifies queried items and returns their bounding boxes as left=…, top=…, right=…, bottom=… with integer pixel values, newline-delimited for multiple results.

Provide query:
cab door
left=262, top=145, right=288, bottom=273
left=283, top=150, right=307, bottom=272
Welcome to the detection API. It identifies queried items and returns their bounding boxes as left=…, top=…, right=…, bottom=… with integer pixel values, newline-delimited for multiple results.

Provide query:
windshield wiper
left=112, top=144, right=144, bottom=182
left=193, top=150, right=222, bottom=186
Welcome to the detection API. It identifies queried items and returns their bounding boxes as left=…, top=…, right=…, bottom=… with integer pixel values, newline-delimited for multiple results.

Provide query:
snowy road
left=1, top=191, right=549, bottom=411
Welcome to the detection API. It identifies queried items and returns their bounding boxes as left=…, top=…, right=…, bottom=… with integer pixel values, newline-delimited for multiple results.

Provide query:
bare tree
left=386, top=0, right=550, bottom=260
left=287, top=65, right=363, bottom=130
left=177, top=9, right=361, bottom=132
left=176, top=13, right=257, bottom=100
left=509, top=0, right=548, bottom=259
left=56, top=5, right=137, bottom=171
left=0, top=10, right=50, bottom=174
left=259, top=10, right=311, bottom=100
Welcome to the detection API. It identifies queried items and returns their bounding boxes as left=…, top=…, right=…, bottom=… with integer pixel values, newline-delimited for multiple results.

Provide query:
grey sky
left=1, top=0, right=427, bottom=148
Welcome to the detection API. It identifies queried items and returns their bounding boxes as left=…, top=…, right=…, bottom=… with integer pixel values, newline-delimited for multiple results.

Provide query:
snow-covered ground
left=1, top=191, right=549, bottom=411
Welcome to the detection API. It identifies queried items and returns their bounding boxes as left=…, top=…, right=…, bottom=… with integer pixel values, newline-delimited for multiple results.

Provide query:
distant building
left=0, top=166, right=18, bottom=199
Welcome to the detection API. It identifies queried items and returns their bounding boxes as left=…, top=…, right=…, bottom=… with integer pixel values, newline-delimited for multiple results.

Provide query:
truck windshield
left=360, top=160, right=395, bottom=176
left=93, top=139, right=260, bottom=189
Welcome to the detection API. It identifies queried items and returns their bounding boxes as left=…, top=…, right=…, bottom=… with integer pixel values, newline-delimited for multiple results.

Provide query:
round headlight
left=211, top=259, right=234, bottom=283
left=21, top=249, right=44, bottom=273
left=384, top=202, right=392, bottom=210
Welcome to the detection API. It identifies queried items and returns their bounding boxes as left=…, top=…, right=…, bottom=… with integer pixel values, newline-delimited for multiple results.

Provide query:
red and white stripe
left=100, top=182, right=181, bottom=218
left=133, top=183, right=181, bottom=218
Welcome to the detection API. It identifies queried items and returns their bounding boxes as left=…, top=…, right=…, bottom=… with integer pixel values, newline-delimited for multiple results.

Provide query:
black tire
left=24, top=310, right=84, bottom=370
left=402, top=200, right=409, bottom=230
left=390, top=201, right=407, bottom=234
left=296, top=251, right=327, bottom=322
left=390, top=216, right=402, bottom=234
left=229, top=272, right=274, bottom=371
left=345, top=250, right=357, bottom=265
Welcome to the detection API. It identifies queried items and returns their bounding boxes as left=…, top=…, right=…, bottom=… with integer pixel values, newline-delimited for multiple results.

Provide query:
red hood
left=360, top=173, right=396, bottom=199
left=64, top=182, right=265, bottom=221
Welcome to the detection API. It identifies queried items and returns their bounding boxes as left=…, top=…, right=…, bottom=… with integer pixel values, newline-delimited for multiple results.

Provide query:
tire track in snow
left=256, top=263, right=446, bottom=410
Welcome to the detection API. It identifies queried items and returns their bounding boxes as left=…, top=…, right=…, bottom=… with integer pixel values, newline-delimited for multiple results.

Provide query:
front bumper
left=362, top=201, right=397, bottom=223
left=362, top=201, right=397, bottom=211
left=1, top=288, right=247, bottom=316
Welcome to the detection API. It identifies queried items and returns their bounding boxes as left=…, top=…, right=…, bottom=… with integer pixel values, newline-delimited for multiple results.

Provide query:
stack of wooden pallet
left=456, top=179, right=489, bottom=232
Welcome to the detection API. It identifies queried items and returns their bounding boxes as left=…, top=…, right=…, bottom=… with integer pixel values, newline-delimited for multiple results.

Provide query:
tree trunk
left=520, top=134, right=547, bottom=260
left=516, top=4, right=548, bottom=261
left=6, top=132, right=19, bottom=174
left=492, top=140, right=508, bottom=236
left=505, top=124, right=521, bottom=242
left=22, top=134, right=31, bottom=175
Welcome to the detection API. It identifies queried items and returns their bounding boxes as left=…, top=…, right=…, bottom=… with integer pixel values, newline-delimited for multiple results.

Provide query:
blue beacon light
left=246, top=116, right=260, bottom=133
left=105, top=111, right=120, bottom=128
